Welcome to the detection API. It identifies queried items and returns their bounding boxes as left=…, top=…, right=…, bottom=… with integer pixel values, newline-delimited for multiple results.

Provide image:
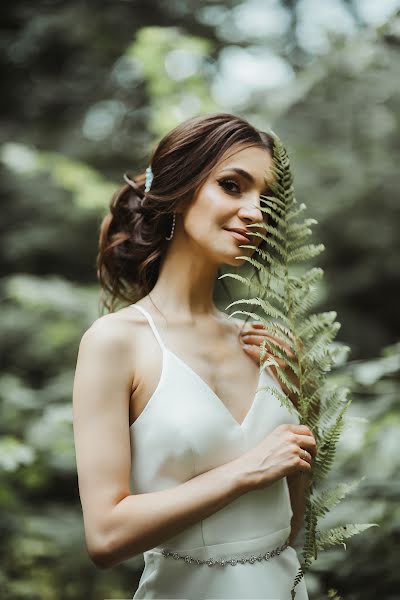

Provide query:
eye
left=217, top=178, right=241, bottom=195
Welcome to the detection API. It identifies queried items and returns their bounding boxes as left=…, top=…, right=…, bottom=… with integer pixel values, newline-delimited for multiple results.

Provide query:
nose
left=237, top=200, right=264, bottom=226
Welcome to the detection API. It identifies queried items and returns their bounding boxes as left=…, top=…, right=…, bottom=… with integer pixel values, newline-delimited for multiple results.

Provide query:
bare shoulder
left=81, top=314, right=129, bottom=351
left=74, top=312, right=136, bottom=425
left=79, top=305, right=147, bottom=355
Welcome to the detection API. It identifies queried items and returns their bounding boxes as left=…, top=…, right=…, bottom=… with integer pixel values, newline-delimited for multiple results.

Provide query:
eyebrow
left=219, top=167, right=270, bottom=192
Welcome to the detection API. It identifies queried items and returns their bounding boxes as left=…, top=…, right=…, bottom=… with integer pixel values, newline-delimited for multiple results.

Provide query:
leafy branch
left=219, top=132, right=378, bottom=598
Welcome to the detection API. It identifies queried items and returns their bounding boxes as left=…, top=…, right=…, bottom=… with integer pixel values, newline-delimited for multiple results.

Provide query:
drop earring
left=165, top=212, right=176, bottom=240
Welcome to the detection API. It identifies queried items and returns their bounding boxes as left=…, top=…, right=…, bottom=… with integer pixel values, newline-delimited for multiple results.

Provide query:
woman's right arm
left=72, top=318, right=316, bottom=570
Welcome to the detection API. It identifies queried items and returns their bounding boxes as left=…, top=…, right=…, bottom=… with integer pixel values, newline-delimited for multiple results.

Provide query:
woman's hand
left=239, top=321, right=295, bottom=367
left=235, top=423, right=317, bottom=491
left=236, top=320, right=301, bottom=407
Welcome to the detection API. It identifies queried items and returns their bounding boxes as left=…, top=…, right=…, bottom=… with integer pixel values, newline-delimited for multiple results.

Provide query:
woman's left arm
left=236, top=319, right=310, bottom=544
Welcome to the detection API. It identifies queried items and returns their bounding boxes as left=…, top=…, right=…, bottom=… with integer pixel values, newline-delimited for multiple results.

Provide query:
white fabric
left=129, top=303, right=309, bottom=599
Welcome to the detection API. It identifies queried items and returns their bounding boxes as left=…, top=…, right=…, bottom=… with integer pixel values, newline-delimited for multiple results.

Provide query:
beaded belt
left=161, top=536, right=290, bottom=567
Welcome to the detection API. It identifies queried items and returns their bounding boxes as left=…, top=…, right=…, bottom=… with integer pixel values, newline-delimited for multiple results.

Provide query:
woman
left=72, top=113, right=316, bottom=599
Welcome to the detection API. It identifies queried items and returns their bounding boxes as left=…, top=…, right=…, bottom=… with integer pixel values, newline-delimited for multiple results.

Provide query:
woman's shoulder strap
left=130, top=304, right=165, bottom=351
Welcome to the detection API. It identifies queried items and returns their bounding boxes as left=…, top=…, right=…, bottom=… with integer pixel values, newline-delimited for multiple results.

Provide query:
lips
left=225, top=228, right=251, bottom=243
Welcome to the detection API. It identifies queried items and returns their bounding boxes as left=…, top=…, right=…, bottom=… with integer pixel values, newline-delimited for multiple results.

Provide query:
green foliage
left=327, top=589, right=343, bottom=600
left=219, top=133, right=378, bottom=598
left=128, top=27, right=218, bottom=138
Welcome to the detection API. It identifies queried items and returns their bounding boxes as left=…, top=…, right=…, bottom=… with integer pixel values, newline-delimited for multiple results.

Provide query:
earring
left=165, top=212, right=176, bottom=240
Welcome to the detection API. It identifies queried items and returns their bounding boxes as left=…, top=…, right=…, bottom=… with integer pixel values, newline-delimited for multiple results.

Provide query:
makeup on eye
left=217, top=169, right=270, bottom=197
left=217, top=178, right=241, bottom=194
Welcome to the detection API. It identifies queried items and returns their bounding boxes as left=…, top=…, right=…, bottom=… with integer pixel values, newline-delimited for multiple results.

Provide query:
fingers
left=240, top=325, right=302, bottom=354
left=285, top=424, right=317, bottom=454
left=240, top=321, right=265, bottom=333
left=241, top=344, right=259, bottom=359
left=242, top=321, right=264, bottom=328
left=241, top=342, right=288, bottom=370
left=300, top=448, right=312, bottom=463
left=286, top=424, right=313, bottom=435
left=240, top=330, right=295, bottom=357
left=296, top=434, right=317, bottom=457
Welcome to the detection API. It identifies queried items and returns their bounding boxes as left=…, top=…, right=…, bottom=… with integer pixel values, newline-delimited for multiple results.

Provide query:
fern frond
left=258, top=205, right=287, bottom=229
left=287, top=218, right=318, bottom=238
left=301, top=322, right=342, bottom=363
left=218, top=271, right=257, bottom=290
left=298, top=311, right=338, bottom=339
left=260, top=383, right=301, bottom=418
left=313, top=399, right=351, bottom=482
left=260, top=192, right=287, bottom=210
left=289, top=267, right=324, bottom=291
left=234, top=254, right=274, bottom=273
left=251, top=223, right=286, bottom=242
left=260, top=356, right=300, bottom=395
left=287, top=201, right=308, bottom=221
left=259, top=337, right=300, bottom=376
left=318, top=386, right=351, bottom=429
left=255, top=235, right=287, bottom=259
left=311, top=477, right=365, bottom=518
left=291, top=566, right=306, bottom=600
left=222, top=130, right=373, bottom=595
left=260, top=198, right=287, bottom=219
left=225, top=297, right=288, bottom=324
left=287, top=243, right=325, bottom=263
left=316, top=523, right=379, bottom=551
left=233, top=243, right=276, bottom=266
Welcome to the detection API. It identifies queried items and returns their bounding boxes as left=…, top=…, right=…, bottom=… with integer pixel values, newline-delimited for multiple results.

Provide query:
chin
left=222, top=254, right=248, bottom=268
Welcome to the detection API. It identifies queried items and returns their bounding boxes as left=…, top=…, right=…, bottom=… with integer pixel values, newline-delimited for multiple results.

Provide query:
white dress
left=129, top=304, right=309, bottom=600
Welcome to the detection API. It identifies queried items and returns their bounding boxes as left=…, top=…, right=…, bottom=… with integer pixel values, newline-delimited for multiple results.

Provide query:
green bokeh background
left=1, top=2, right=399, bottom=599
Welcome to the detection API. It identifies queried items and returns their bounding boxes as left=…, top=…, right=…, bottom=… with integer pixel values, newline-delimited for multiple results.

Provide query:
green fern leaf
left=311, top=478, right=365, bottom=517
left=316, top=523, right=379, bottom=551
left=222, top=130, right=372, bottom=594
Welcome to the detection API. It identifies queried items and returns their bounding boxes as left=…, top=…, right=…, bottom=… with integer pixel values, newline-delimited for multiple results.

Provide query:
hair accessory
left=145, top=165, right=154, bottom=192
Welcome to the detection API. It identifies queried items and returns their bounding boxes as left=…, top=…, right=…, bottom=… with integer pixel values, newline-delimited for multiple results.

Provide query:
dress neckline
left=166, top=348, right=264, bottom=429
left=129, top=302, right=265, bottom=430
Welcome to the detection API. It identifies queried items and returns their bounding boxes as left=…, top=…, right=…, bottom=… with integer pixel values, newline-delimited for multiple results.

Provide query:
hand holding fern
left=235, top=423, right=317, bottom=492
left=239, top=321, right=301, bottom=407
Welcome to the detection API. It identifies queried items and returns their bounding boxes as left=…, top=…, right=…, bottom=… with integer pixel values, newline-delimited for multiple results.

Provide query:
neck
left=146, top=237, right=222, bottom=324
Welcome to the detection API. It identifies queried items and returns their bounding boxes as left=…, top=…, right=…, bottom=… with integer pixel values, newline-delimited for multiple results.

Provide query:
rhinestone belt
left=161, top=536, right=290, bottom=567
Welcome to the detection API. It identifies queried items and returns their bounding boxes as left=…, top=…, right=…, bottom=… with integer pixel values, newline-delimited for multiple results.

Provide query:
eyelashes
left=217, top=178, right=270, bottom=197
left=217, top=178, right=241, bottom=194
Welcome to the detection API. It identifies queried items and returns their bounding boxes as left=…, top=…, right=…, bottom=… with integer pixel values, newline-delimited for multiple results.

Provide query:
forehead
left=212, top=145, right=274, bottom=185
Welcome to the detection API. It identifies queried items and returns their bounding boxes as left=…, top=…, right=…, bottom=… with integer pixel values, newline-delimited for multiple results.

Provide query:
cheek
left=182, top=208, right=213, bottom=244
left=184, top=189, right=228, bottom=234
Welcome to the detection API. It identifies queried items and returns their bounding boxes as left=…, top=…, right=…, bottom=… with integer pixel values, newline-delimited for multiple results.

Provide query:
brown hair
left=96, top=112, right=275, bottom=313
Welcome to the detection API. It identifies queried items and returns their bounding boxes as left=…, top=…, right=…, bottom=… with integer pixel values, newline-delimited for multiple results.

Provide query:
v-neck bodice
left=128, top=302, right=304, bottom=597
left=129, top=303, right=263, bottom=430
left=128, top=303, right=309, bottom=599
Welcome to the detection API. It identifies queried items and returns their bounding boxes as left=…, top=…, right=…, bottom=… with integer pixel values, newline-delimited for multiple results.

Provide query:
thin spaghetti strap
left=130, top=304, right=165, bottom=351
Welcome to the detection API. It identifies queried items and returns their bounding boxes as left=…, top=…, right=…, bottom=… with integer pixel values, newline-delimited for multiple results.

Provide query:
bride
left=72, top=112, right=316, bottom=599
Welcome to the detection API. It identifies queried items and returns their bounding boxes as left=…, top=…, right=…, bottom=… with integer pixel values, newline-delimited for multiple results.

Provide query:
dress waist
left=149, top=525, right=291, bottom=566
